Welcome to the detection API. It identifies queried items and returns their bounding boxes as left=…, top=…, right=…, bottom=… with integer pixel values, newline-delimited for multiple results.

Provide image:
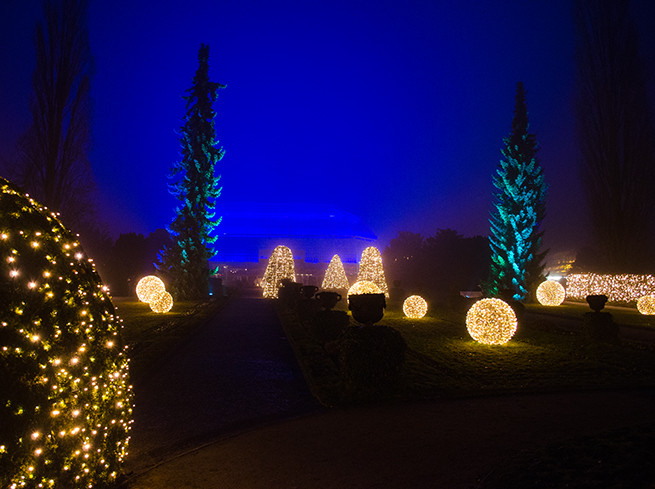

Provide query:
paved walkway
left=129, top=389, right=655, bottom=488
left=125, top=292, right=320, bottom=476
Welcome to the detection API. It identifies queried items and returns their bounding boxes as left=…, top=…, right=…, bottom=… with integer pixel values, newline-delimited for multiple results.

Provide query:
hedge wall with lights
left=0, top=178, right=133, bottom=488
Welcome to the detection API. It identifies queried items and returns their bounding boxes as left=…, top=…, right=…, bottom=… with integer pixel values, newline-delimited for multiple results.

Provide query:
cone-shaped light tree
left=262, top=245, right=296, bottom=298
left=158, top=44, right=224, bottom=299
left=356, top=246, right=389, bottom=297
left=321, top=254, right=350, bottom=290
left=488, top=82, right=547, bottom=301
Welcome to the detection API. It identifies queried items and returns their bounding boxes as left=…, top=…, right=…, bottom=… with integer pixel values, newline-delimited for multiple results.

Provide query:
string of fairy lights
left=261, top=245, right=296, bottom=298
left=566, top=273, right=655, bottom=303
left=356, top=246, right=389, bottom=297
left=321, top=254, right=349, bottom=290
left=466, top=298, right=517, bottom=345
left=536, top=280, right=566, bottom=306
left=135, top=275, right=174, bottom=313
left=1, top=179, right=132, bottom=488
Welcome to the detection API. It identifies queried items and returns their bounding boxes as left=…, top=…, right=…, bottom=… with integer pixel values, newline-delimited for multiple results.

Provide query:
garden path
left=124, top=290, right=321, bottom=475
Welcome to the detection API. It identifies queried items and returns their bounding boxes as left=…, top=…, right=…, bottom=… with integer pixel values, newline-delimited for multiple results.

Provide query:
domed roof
left=216, top=202, right=377, bottom=240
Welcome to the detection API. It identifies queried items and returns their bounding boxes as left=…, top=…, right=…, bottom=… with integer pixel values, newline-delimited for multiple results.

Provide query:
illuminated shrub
left=566, top=273, right=655, bottom=303
left=136, top=275, right=166, bottom=303
left=403, top=295, right=428, bottom=318
left=0, top=178, right=132, bottom=488
left=536, top=280, right=566, bottom=306
left=321, top=254, right=349, bottom=290
left=149, top=290, right=174, bottom=313
left=261, top=245, right=295, bottom=298
left=356, top=246, right=389, bottom=297
left=348, top=280, right=382, bottom=298
left=466, top=298, right=517, bottom=345
left=136, top=275, right=174, bottom=313
left=637, top=295, right=655, bottom=315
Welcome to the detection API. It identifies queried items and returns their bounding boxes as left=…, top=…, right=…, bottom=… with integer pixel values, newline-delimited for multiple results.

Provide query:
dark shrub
left=310, top=310, right=350, bottom=345
left=336, top=325, right=406, bottom=401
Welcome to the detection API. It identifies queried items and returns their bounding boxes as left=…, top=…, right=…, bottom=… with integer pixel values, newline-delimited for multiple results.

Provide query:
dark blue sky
left=1, top=1, right=654, bottom=252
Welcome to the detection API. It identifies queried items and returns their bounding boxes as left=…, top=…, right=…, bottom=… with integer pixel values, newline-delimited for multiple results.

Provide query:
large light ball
left=403, top=295, right=428, bottom=319
left=536, top=280, right=566, bottom=306
left=136, top=275, right=166, bottom=303
left=637, top=295, right=655, bottom=315
left=466, top=298, right=517, bottom=345
left=149, top=290, right=174, bottom=313
left=0, top=177, right=132, bottom=487
left=348, top=280, right=382, bottom=297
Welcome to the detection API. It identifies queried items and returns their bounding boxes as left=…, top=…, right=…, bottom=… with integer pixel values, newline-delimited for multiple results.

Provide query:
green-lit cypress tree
left=488, top=82, right=547, bottom=301
left=158, top=44, right=224, bottom=299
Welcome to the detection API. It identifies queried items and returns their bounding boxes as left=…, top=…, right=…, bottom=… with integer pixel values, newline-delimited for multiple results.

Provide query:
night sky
left=1, top=1, right=654, bottom=253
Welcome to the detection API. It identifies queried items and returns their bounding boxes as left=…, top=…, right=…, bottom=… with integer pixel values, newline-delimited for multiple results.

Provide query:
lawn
left=279, top=300, right=655, bottom=406
left=527, top=301, right=655, bottom=329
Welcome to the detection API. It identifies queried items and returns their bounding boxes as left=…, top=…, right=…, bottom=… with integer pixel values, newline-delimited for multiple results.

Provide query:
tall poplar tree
left=488, top=82, right=547, bottom=301
left=158, top=44, right=224, bottom=299
left=17, top=0, right=95, bottom=229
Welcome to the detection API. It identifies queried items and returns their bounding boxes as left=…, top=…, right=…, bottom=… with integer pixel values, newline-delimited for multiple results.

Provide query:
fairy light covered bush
left=637, top=295, right=655, bottom=315
left=348, top=280, right=382, bottom=298
left=135, top=275, right=174, bottom=313
left=0, top=178, right=133, bottom=488
left=536, top=280, right=566, bottom=306
left=135, top=275, right=165, bottom=303
left=149, top=290, right=174, bottom=313
left=321, top=254, right=349, bottom=290
left=356, top=246, right=389, bottom=297
left=566, top=273, right=655, bottom=303
left=403, top=295, right=428, bottom=319
left=466, top=298, right=517, bottom=345
left=261, top=245, right=295, bottom=299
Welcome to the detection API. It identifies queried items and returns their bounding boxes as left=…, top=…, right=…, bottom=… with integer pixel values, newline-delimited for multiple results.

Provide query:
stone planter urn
left=583, top=294, right=617, bottom=343
left=301, top=285, right=319, bottom=299
left=315, top=291, right=342, bottom=310
left=348, top=293, right=386, bottom=326
left=586, top=294, right=608, bottom=312
left=278, top=281, right=303, bottom=308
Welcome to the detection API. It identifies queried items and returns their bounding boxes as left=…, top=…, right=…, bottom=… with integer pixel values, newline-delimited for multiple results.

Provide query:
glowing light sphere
left=536, top=280, right=566, bottom=306
left=261, top=245, right=296, bottom=298
left=149, top=290, right=174, bottom=313
left=403, top=295, right=428, bottom=319
left=348, top=280, right=382, bottom=297
left=637, top=295, right=655, bottom=315
left=136, top=275, right=166, bottom=303
left=466, top=298, right=517, bottom=345
left=0, top=177, right=132, bottom=487
left=321, top=254, right=350, bottom=290
left=357, top=246, right=389, bottom=297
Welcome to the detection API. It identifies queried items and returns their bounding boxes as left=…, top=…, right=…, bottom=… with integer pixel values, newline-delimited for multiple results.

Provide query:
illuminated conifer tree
left=357, top=246, right=389, bottom=297
left=488, top=82, right=547, bottom=301
left=321, top=254, right=350, bottom=290
left=158, top=44, right=224, bottom=299
left=262, top=245, right=296, bottom=298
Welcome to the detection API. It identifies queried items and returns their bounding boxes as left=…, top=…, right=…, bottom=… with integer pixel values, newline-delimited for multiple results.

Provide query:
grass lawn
left=527, top=301, right=655, bottom=329
left=112, top=296, right=227, bottom=382
left=280, top=301, right=655, bottom=406
left=389, top=309, right=655, bottom=399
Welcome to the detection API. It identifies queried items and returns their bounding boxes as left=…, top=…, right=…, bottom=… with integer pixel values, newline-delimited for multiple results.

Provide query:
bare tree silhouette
left=16, top=0, right=95, bottom=230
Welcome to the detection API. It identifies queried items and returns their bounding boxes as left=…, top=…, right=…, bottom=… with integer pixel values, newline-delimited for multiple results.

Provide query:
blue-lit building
left=211, top=202, right=377, bottom=286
